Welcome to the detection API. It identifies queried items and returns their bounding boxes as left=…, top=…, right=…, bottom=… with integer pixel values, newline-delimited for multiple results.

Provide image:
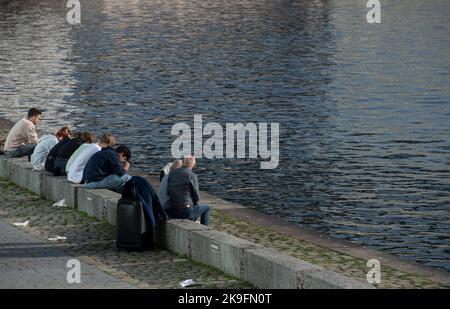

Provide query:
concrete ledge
left=42, top=174, right=78, bottom=207
left=8, top=159, right=44, bottom=195
left=157, top=219, right=211, bottom=257
left=301, top=269, right=375, bottom=289
left=243, top=247, right=321, bottom=289
left=1, top=155, right=376, bottom=289
left=0, top=156, right=8, bottom=178
left=191, top=229, right=263, bottom=278
left=78, top=187, right=121, bottom=224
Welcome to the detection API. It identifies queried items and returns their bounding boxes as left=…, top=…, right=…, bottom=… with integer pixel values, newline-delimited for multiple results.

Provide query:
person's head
left=182, top=156, right=196, bottom=170
left=98, top=133, right=116, bottom=148
left=71, top=131, right=83, bottom=139
left=170, top=159, right=183, bottom=172
left=115, top=145, right=131, bottom=162
left=81, top=131, right=96, bottom=144
left=55, top=126, right=71, bottom=141
left=27, top=108, right=42, bottom=125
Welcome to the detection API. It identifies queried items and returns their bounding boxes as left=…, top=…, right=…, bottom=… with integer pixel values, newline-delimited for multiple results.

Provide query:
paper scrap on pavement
left=13, top=220, right=29, bottom=227
left=48, top=235, right=67, bottom=241
left=52, top=199, right=67, bottom=208
left=180, top=279, right=196, bottom=288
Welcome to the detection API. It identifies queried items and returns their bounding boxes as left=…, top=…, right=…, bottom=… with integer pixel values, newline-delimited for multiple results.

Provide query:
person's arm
left=190, top=173, right=200, bottom=205
left=110, top=153, right=126, bottom=177
left=24, top=122, right=38, bottom=144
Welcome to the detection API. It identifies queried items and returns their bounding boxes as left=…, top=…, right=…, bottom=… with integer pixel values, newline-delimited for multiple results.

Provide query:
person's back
left=4, top=119, right=38, bottom=151
left=31, top=135, right=58, bottom=170
left=67, top=143, right=101, bottom=183
left=83, top=147, right=121, bottom=183
left=32, top=127, right=70, bottom=170
left=167, top=167, right=199, bottom=209
left=4, top=108, right=41, bottom=159
left=68, top=133, right=115, bottom=184
left=44, top=137, right=71, bottom=173
left=83, top=145, right=131, bottom=193
left=167, top=157, right=209, bottom=225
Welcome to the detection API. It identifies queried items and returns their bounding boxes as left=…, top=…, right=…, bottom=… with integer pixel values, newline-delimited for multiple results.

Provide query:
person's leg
left=86, top=174, right=132, bottom=192
left=5, top=144, right=36, bottom=160
left=188, top=205, right=210, bottom=226
left=14, top=144, right=36, bottom=160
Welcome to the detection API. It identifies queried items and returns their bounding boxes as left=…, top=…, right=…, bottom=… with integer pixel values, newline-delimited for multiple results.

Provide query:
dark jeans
left=168, top=205, right=210, bottom=226
left=5, top=144, right=36, bottom=161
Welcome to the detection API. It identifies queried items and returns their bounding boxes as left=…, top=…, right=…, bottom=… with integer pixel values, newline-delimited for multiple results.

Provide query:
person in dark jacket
left=167, top=156, right=210, bottom=225
left=82, top=144, right=132, bottom=193
left=53, top=131, right=96, bottom=176
left=44, top=132, right=74, bottom=173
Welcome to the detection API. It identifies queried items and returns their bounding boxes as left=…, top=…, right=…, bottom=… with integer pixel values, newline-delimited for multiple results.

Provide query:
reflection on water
left=0, top=0, right=449, bottom=271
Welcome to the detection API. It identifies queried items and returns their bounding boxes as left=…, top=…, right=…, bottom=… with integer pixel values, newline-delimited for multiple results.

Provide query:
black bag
left=116, top=180, right=153, bottom=251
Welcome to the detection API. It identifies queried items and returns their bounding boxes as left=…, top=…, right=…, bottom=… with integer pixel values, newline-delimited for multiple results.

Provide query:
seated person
left=53, top=131, right=96, bottom=176
left=67, top=133, right=116, bottom=184
left=167, top=156, right=210, bottom=225
left=158, top=159, right=182, bottom=210
left=82, top=145, right=132, bottom=193
left=4, top=108, right=41, bottom=160
left=160, top=161, right=173, bottom=182
left=31, top=126, right=70, bottom=170
left=44, top=132, right=79, bottom=173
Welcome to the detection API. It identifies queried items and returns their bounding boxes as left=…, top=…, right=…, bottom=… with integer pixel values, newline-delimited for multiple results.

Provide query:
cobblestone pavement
left=0, top=179, right=250, bottom=289
left=0, top=220, right=136, bottom=289
left=210, top=210, right=450, bottom=289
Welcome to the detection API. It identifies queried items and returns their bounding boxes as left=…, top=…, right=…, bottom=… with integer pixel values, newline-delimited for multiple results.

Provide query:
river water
left=0, top=0, right=449, bottom=271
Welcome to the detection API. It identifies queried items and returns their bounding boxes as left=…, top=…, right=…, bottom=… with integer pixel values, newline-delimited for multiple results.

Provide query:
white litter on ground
left=48, top=235, right=67, bottom=241
left=13, top=220, right=29, bottom=227
left=180, top=279, right=196, bottom=288
left=52, top=199, right=67, bottom=208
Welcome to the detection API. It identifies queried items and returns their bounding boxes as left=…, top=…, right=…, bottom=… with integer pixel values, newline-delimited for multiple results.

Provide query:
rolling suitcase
left=116, top=181, right=153, bottom=251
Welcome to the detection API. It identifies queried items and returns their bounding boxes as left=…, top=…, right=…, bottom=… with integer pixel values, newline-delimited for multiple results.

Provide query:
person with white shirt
left=67, top=133, right=116, bottom=184
left=31, top=127, right=71, bottom=170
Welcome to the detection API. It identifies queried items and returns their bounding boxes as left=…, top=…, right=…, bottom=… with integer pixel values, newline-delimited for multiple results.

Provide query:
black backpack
left=116, top=179, right=153, bottom=251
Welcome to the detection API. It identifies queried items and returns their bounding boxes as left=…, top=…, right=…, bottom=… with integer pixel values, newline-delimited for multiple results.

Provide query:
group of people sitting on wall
left=3, top=108, right=210, bottom=226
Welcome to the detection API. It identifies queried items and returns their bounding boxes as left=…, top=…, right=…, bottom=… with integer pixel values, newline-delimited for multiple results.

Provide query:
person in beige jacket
left=4, top=108, right=42, bottom=160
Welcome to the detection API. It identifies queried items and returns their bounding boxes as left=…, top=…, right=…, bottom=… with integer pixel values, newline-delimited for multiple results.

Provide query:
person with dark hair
left=53, top=131, right=96, bottom=176
left=82, top=144, right=132, bottom=193
left=4, top=108, right=42, bottom=159
left=31, top=126, right=71, bottom=170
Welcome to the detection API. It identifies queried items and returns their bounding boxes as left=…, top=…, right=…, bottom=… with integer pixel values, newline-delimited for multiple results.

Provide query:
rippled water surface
left=1, top=0, right=449, bottom=271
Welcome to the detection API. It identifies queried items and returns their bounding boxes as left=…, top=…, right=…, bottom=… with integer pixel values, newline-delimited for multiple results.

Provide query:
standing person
left=67, top=133, right=116, bottom=184
left=167, top=156, right=210, bottom=225
left=53, top=131, right=96, bottom=176
left=4, top=108, right=42, bottom=160
left=82, top=145, right=132, bottom=193
left=31, top=126, right=71, bottom=170
left=158, top=159, right=182, bottom=210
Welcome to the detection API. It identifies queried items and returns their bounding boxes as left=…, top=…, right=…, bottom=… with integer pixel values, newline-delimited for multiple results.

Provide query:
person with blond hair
left=158, top=159, right=182, bottom=209
left=31, top=126, right=71, bottom=170
left=167, top=156, right=210, bottom=225
left=67, top=133, right=116, bottom=184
